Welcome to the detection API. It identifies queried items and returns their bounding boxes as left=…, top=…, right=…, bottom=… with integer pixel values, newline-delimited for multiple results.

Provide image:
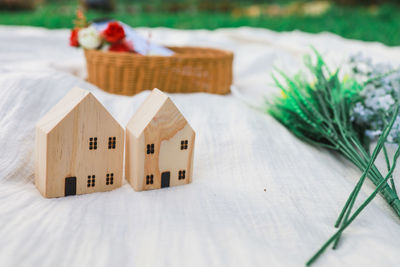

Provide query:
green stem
left=349, top=136, right=385, bottom=184
left=333, top=105, right=400, bottom=248
left=338, top=141, right=379, bottom=183
left=338, top=140, right=387, bottom=191
left=347, top=136, right=400, bottom=214
left=337, top=137, right=400, bottom=220
left=306, top=145, right=400, bottom=266
left=383, top=145, right=397, bottom=195
left=333, top=138, right=384, bottom=248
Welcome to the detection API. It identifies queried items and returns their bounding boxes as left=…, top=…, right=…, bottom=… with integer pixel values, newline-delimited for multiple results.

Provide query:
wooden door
left=65, top=177, right=77, bottom=196
left=161, top=172, right=170, bottom=188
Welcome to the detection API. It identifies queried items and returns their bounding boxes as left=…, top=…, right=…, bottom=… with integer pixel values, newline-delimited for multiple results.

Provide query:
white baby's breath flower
left=78, top=26, right=101, bottom=49
left=365, top=129, right=382, bottom=139
left=350, top=54, right=400, bottom=143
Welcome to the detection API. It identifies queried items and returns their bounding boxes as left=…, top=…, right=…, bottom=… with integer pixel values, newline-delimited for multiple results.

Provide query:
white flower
left=349, top=53, right=400, bottom=143
left=365, top=129, right=382, bottom=139
left=353, top=102, right=373, bottom=122
left=78, top=26, right=101, bottom=49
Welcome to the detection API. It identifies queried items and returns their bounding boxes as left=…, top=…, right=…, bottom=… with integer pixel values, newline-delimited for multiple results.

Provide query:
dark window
left=146, top=144, right=155, bottom=154
left=146, top=174, right=154, bottom=185
left=106, top=173, right=114, bottom=185
left=87, top=175, right=95, bottom=187
left=178, top=170, right=186, bottom=180
left=89, top=137, right=97, bottom=150
left=108, top=137, right=116, bottom=149
left=180, top=140, right=188, bottom=150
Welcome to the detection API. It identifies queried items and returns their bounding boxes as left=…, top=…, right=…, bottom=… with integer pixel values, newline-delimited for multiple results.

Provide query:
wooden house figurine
left=125, top=89, right=195, bottom=191
left=35, top=87, right=124, bottom=198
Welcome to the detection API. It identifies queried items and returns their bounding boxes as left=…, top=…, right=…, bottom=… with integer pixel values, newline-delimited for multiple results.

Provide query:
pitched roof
left=36, top=87, right=120, bottom=134
left=127, top=88, right=191, bottom=137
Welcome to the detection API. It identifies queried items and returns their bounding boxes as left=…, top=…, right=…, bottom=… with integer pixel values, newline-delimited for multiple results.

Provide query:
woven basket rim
left=84, top=45, right=233, bottom=95
left=84, top=46, right=233, bottom=59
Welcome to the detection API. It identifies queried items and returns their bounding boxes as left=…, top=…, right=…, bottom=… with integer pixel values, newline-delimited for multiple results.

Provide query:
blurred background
left=0, top=0, right=399, bottom=46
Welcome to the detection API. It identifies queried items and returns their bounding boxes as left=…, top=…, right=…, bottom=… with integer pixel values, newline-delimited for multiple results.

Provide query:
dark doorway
left=65, top=177, right=77, bottom=196
left=161, top=172, right=170, bottom=188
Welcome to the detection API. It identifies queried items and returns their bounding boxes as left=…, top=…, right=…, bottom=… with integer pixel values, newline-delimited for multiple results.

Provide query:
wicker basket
left=84, top=47, right=233, bottom=95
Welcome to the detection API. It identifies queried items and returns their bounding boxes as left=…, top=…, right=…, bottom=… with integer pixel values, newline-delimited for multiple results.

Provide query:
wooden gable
left=35, top=87, right=124, bottom=198
left=125, top=88, right=195, bottom=191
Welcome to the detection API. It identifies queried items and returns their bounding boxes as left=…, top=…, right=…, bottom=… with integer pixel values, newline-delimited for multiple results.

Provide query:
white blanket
left=1, top=26, right=400, bottom=267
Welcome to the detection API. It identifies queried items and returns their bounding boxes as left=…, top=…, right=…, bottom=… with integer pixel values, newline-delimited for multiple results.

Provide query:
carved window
left=146, top=144, right=155, bottom=154
left=146, top=174, right=154, bottom=185
left=178, top=170, right=186, bottom=180
left=87, top=175, right=95, bottom=187
left=180, top=140, right=188, bottom=150
left=108, top=137, right=116, bottom=149
left=89, top=137, right=97, bottom=150
left=106, top=173, right=114, bottom=185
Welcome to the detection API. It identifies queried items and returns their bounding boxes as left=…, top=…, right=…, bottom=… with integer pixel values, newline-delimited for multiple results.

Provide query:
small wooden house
left=35, top=87, right=124, bottom=198
left=125, top=89, right=195, bottom=191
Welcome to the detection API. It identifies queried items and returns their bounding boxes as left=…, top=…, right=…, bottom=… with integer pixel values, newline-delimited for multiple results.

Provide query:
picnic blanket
left=1, top=26, right=400, bottom=267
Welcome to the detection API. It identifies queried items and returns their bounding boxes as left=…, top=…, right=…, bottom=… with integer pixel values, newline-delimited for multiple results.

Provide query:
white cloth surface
left=1, top=26, right=400, bottom=267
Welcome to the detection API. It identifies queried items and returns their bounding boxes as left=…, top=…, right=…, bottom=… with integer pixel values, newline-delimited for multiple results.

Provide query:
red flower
left=69, top=28, right=79, bottom=47
left=109, top=40, right=133, bottom=52
left=102, top=22, right=125, bottom=43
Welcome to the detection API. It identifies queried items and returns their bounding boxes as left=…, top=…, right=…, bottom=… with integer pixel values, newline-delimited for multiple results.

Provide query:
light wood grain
left=125, top=89, right=195, bottom=191
left=35, top=87, right=124, bottom=198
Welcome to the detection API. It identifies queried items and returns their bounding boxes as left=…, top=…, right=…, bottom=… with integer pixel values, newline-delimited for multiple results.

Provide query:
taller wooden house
left=125, top=89, right=195, bottom=191
left=35, top=87, right=124, bottom=198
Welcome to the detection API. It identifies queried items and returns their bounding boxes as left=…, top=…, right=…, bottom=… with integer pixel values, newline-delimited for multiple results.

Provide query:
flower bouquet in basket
left=67, top=10, right=233, bottom=96
left=70, top=10, right=133, bottom=53
left=69, top=10, right=174, bottom=55
left=267, top=50, right=400, bottom=265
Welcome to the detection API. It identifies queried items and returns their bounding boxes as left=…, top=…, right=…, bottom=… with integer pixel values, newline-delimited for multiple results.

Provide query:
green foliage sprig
left=267, top=50, right=400, bottom=265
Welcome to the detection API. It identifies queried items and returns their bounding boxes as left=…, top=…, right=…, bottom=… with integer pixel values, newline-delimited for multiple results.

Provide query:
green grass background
left=0, top=1, right=399, bottom=46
